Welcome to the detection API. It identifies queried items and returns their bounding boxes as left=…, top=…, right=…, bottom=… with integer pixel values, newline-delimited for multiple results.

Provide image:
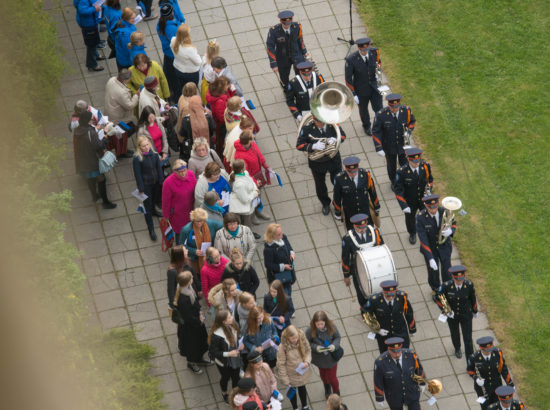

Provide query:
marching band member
left=467, top=336, right=515, bottom=409
left=435, top=265, right=478, bottom=360
left=487, top=385, right=524, bottom=410
left=362, top=280, right=416, bottom=353
left=333, top=156, right=380, bottom=230
left=341, top=214, right=384, bottom=309
left=286, top=60, right=325, bottom=122
left=371, top=93, right=416, bottom=190
left=394, top=148, right=433, bottom=244
left=296, top=116, right=345, bottom=215
left=416, top=194, right=456, bottom=292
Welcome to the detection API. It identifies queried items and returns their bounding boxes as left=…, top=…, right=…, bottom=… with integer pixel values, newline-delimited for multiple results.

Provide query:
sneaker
left=188, top=363, right=203, bottom=374
left=197, top=357, right=212, bottom=365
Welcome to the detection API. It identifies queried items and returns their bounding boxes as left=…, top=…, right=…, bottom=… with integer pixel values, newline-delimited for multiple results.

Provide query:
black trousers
left=278, top=63, right=299, bottom=89
left=385, top=152, right=407, bottom=185
left=163, top=55, right=178, bottom=104
left=289, top=385, right=308, bottom=409
left=142, top=183, right=161, bottom=231
left=81, top=26, right=100, bottom=69
left=404, top=204, right=421, bottom=235
left=423, top=245, right=452, bottom=291
left=389, top=400, right=420, bottom=410
left=311, top=166, right=339, bottom=207
left=447, top=315, right=473, bottom=358
left=375, top=331, right=410, bottom=354
left=136, top=0, right=152, bottom=17
left=177, top=323, right=185, bottom=355
left=358, top=92, right=382, bottom=131
left=216, top=365, right=240, bottom=392
left=351, top=269, right=368, bottom=309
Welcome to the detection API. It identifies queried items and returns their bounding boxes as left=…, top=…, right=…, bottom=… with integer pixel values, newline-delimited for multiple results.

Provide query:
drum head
left=355, top=245, right=397, bottom=299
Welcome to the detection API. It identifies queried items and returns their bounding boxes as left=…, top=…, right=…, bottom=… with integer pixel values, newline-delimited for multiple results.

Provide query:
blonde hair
left=172, top=159, right=187, bottom=171
left=327, top=394, right=344, bottom=410
left=222, top=278, right=237, bottom=297
left=230, top=247, right=244, bottom=263
left=173, top=24, right=192, bottom=54
left=189, top=208, right=208, bottom=222
left=177, top=270, right=193, bottom=287
left=134, top=135, right=156, bottom=160
left=281, top=325, right=307, bottom=361
left=192, top=136, right=209, bottom=151
left=182, top=82, right=199, bottom=97
left=205, top=40, right=220, bottom=63
left=129, top=31, right=145, bottom=46
left=121, top=7, right=136, bottom=22
left=264, top=223, right=281, bottom=242
left=239, top=291, right=254, bottom=305
left=227, top=96, right=241, bottom=113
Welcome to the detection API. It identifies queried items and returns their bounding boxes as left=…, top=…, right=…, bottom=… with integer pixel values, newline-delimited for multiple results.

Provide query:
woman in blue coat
left=75, top=0, right=105, bottom=71
left=133, top=135, right=163, bottom=241
left=156, top=3, right=180, bottom=103
left=159, top=0, right=185, bottom=24
left=102, top=0, right=122, bottom=58
left=114, top=7, right=137, bottom=70
left=243, top=306, right=279, bottom=368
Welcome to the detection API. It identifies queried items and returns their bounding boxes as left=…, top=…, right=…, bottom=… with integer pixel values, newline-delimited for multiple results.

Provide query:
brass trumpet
left=412, top=374, right=443, bottom=395
left=362, top=312, right=381, bottom=332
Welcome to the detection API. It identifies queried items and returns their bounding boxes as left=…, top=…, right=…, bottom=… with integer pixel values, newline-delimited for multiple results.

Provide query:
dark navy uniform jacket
left=372, top=105, right=416, bottom=154
left=266, top=22, right=307, bottom=69
left=296, top=122, right=345, bottom=171
left=362, top=290, right=416, bottom=337
left=286, top=72, right=325, bottom=118
left=467, top=349, right=514, bottom=399
left=487, top=400, right=525, bottom=410
left=416, top=207, right=456, bottom=258
left=341, top=228, right=383, bottom=279
left=394, top=161, right=433, bottom=210
left=333, top=169, right=380, bottom=220
left=344, top=47, right=380, bottom=97
left=373, top=348, right=424, bottom=407
left=435, top=279, right=478, bottom=319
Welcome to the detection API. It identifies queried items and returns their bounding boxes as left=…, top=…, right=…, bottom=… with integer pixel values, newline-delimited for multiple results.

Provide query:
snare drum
left=355, top=244, right=397, bottom=300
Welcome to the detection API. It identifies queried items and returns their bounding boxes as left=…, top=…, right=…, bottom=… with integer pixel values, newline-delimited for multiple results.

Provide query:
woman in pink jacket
left=201, top=247, right=229, bottom=307
left=162, top=159, right=197, bottom=234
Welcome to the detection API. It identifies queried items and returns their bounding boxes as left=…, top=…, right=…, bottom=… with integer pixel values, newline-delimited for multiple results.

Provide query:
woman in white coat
left=229, top=159, right=259, bottom=234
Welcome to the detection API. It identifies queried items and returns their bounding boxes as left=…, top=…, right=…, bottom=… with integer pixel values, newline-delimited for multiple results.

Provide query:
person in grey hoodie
left=211, top=56, right=243, bottom=97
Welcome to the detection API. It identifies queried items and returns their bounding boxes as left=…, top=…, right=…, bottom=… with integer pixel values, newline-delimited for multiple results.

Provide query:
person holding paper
left=305, top=311, right=342, bottom=399
left=229, top=159, right=261, bottom=236
left=263, top=280, right=295, bottom=337
left=200, top=247, right=228, bottom=307
left=373, top=337, right=425, bottom=410
left=277, top=325, right=312, bottom=410
left=243, top=307, right=279, bottom=369
left=216, top=214, right=257, bottom=265
left=194, top=161, right=231, bottom=210
left=113, top=8, right=137, bottom=71
left=263, top=223, right=296, bottom=296
left=208, top=310, right=243, bottom=404
left=75, top=0, right=105, bottom=72
left=434, top=265, right=478, bottom=360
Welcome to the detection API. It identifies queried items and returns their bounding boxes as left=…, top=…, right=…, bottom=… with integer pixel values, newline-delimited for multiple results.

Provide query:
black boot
left=98, top=179, right=117, bottom=209
left=324, top=384, right=332, bottom=399
left=87, top=178, right=100, bottom=202
left=148, top=227, right=157, bottom=242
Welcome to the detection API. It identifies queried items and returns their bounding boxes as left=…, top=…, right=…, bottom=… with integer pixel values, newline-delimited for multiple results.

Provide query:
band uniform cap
left=386, top=93, right=402, bottom=106
left=247, top=350, right=262, bottom=363
left=296, top=61, right=314, bottom=70
left=476, top=336, right=494, bottom=347
left=422, top=194, right=440, bottom=205
left=237, top=377, right=256, bottom=390
left=385, top=337, right=405, bottom=349
left=278, top=10, right=294, bottom=19
left=356, top=37, right=371, bottom=47
left=144, top=76, right=158, bottom=90
left=343, top=156, right=360, bottom=169
left=405, top=147, right=422, bottom=157
left=495, top=385, right=515, bottom=398
left=350, top=213, right=368, bottom=226
left=242, top=402, right=260, bottom=410
left=160, top=3, right=173, bottom=16
left=449, top=265, right=466, bottom=276
left=380, top=280, right=398, bottom=292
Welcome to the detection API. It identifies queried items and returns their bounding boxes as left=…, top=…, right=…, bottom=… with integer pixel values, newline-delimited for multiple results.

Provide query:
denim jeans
left=81, top=26, right=100, bottom=68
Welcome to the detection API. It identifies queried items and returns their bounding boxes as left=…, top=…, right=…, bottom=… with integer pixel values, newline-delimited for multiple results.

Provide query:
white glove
left=312, top=141, right=326, bottom=151
left=377, top=401, right=386, bottom=407
left=447, top=311, right=455, bottom=319
left=296, top=114, right=303, bottom=122
left=442, top=227, right=453, bottom=237
left=378, top=329, right=389, bottom=336
left=334, top=214, right=342, bottom=221
left=429, top=259, right=438, bottom=271
left=354, top=95, right=360, bottom=105
left=473, top=313, right=479, bottom=319
left=421, top=384, right=426, bottom=393
left=403, top=207, right=411, bottom=214
left=327, top=137, right=337, bottom=145
left=377, top=150, right=385, bottom=157
left=476, top=377, right=485, bottom=387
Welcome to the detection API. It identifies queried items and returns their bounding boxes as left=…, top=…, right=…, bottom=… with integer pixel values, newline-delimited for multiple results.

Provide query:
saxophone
left=362, top=312, right=381, bottom=332
left=438, top=294, right=453, bottom=316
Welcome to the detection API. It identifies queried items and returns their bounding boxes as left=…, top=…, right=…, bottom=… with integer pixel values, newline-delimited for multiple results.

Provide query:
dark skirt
left=181, top=322, right=208, bottom=362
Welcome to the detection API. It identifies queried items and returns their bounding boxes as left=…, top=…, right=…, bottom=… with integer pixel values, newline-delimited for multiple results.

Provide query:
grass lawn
left=356, top=1, right=550, bottom=407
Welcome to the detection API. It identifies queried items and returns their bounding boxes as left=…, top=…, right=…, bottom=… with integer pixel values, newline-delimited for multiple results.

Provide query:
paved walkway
left=44, top=0, right=497, bottom=408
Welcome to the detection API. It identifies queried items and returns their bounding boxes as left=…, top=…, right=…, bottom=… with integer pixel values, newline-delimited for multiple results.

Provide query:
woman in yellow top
left=128, top=53, right=170, bottom=100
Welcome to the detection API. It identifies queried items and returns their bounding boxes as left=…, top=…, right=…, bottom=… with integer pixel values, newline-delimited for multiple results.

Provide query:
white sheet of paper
left=295, top=362, right=308, bottom=375
left=251, top=197, right=260, bottom=208
left=261, top=339, right=272, bottom=350
left=132, top=189, right=148, bottom=202
left=476, top=397, right=486, bottom=404
left=428, top=396, right=437, bottom=406
left=269, top=397, right=282, bottom=410
left=200, top=241, right=211, bottom=253
left=97, top=129, right=105, bottom=140
left=134, top=14, right=143, bottom=24
left=368, top=332, right=377, bottom=340
left=221, top=191, right=230, bottom=207
left=93, top=0, right=105, bottom=6
left=114, top=125, right=125, bottom=134
left=438, top=314, right=448, bottom=323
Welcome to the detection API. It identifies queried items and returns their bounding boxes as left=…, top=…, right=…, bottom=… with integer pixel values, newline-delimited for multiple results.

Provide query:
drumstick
left=348, top=284, right=354, bottom=303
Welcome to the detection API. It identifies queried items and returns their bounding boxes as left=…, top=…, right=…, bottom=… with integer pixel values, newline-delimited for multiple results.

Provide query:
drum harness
left=348, top=225, right=377, bottom=250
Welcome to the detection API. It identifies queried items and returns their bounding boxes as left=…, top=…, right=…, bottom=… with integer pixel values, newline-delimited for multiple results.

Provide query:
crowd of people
left=71, top=1, right=523, bottom=409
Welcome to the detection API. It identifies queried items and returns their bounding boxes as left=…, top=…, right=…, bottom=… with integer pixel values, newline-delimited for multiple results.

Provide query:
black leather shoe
left=149, top=229, right=157, bottom=242
left=409, top=234, right=416, bottom=244
left=364, top=127, right=372, bottom=136
left=253, top=232, right=261, bottom=240
left=322, top=204, right=330, bottom=215
left=102, top=201, right=117, bottom=209
left=455, top=348, right=462, bottom=359
left=88, top=66, right=104, bottom=72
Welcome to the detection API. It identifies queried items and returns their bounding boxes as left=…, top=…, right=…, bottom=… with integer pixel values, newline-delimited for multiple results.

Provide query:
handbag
left=251, top=146, right=270, bottom=187
left=170, top=285, right=185, bottom=325
left=99, top=150, right=117, bottom=174
left=274, top=270, right=293, bottom=285
left=160, top=218, right=175, bottom=252
left=330, top=346, right=344, bottom=361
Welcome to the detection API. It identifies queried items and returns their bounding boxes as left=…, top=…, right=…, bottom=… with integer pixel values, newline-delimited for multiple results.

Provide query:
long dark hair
left=138, top=106, right=156, bottom=127
left=169, top=245, right=188, bottom=272
left=208, top=309, right=239, bottom=346
left=269, top=279, right=288, bottom=314
left=157, top=13, right=174, bottom=36
left=310, top=310, right=335, bottom=338
left=106, top=0, right=121, bottom=9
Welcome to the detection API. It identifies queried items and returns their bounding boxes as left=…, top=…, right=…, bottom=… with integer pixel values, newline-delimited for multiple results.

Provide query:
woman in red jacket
left=201, top=246, right=229, bottom=307
left=206, top=75, right=234, bottom=157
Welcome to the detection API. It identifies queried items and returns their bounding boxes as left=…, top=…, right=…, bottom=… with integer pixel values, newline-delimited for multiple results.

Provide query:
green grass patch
left=357, top=1, right=550, bottom=407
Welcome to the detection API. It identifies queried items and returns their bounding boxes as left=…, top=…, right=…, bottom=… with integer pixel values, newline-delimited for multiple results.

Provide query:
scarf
left=193, top=221, right=211, bottom=269
left=272, top=239, right=285, bottom=247
left=180, top=284, right=197, bottom=305
left=188, top=95, right=209, bottom=140
left=138, top=64, right=149, bottom=76
left=226, top=226, right=239, bottom=237
left=205, top=202, right=225, bottom=215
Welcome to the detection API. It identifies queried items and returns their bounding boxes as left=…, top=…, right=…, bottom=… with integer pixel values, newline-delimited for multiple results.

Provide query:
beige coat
left=244, top=363, right=277, bottom=402
left=208, top=284, right=242, bottom=314
left=276, top=329, right=312, bottom=387
left=104, top=76, right=138, bottom=123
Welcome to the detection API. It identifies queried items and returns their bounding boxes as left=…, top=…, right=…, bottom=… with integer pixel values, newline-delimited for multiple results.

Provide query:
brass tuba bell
left=412, top=374, right=443, bottom=395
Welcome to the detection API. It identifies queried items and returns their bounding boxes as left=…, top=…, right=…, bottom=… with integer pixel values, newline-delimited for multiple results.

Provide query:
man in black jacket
left=286, top=60, right=325, bottom=122
left=266, top=10, right=309, bottom=89
left=344, top=37, right=382, bottom=135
